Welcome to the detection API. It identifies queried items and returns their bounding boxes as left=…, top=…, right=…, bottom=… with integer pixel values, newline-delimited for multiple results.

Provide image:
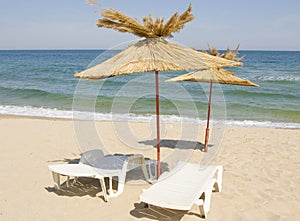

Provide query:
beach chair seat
left=48, top=149, right=149, bottom=202
left=139, top=161, right=223, bottom=218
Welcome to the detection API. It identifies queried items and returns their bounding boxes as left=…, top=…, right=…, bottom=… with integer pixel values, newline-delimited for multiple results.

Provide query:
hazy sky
left=1, top=0, right=299, bottom=50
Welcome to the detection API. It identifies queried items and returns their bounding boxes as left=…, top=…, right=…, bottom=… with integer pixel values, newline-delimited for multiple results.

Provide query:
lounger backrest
left=79, top=150, right=145, bottom=172
left=79, top=149, right=105, bottom=166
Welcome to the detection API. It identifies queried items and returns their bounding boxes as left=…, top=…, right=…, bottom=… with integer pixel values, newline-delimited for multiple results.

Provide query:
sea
left=0, top=49, right=299, bottom=128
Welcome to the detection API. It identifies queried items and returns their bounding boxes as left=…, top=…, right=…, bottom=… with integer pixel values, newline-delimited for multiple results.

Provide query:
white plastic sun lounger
left=139, top=161, right=223, bottom=218
left=48, top=149, right=149, bottom=202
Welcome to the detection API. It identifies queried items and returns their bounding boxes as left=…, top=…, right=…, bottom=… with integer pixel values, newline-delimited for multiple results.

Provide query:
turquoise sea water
left=0, top=50, right=299, bottom=128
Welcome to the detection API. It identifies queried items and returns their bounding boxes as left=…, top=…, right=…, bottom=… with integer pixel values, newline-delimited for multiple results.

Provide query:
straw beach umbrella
left=75, top=5, right=241, bottom=177
left=167, top=67, right=258, bottom=152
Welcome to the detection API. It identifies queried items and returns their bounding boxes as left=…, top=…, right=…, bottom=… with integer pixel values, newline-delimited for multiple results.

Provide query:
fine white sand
left=0, top=116, right=299, bottom=220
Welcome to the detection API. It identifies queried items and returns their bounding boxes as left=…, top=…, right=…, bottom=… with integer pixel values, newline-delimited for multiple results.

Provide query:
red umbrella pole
left=204, top=80, right=213, bottom=152
left=155, top=70, right=161, bottom=178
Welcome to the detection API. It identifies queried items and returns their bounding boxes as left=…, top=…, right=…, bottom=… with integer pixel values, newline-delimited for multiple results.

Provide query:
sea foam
left=1, top=105, right=300, bottom=129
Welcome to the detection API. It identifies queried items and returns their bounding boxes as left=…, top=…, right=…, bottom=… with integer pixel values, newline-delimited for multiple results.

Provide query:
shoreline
left=1, top=113, right=300, bottom=130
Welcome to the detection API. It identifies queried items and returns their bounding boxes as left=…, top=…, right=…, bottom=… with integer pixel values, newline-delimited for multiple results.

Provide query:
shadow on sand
left=45, top=177, right=105, bottom=200
left=130, top=202, right=202, bottom=220
left=139, top=139, right=213, bottom=151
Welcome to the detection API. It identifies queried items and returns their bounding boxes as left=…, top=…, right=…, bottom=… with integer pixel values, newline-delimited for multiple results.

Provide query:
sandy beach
left=0, top=116, right=299, bottom=221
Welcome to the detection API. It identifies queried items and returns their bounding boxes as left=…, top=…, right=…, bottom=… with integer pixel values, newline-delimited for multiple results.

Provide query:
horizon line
left=1, top=48, right=300, bottom=52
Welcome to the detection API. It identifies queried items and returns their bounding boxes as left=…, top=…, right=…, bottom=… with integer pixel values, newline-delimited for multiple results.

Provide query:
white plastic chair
left=48, top=149, right=149, bottom=202
left=139, top=161, right=223, bottom=218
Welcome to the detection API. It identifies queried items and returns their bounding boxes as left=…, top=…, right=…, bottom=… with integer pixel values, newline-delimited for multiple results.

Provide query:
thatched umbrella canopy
left=167, top=68, right=258, bottom=86
left=167, top=68, right=258, bottom=152
left=75, top=38, right=242, bottom=80
left=74, top=5, right=242, bottom=177
left=75, top=5, right=242, bottom=80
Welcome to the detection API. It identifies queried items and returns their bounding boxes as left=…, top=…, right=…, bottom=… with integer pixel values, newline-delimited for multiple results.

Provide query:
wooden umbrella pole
left=204, top=80, right=213, bottom=152
left=155, top=70, right=161, bottom=178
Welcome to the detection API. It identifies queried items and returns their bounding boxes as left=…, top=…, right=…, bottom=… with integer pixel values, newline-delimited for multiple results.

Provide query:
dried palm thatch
left=75, top=38, right=211, bottom=79
left=96, top=5, right=194, bottom=38
left=167, top=67, right=258, bottom=87
left=201, top=44, right=219, bottom=57
left=220, top=44, right=245, bottom=61
left=75, top=37, right=243, bottom=80
left=202, top=44, right=245, bottom=61
left=76, top=5, right=245, bottom=81
left=86, top=0, right=100, bottom=7
left=196, top=50, right=243, bottom=68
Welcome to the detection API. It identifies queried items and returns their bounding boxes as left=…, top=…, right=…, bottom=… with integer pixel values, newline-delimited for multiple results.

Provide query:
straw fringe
left=220, top=44, right=245, bottom=61
left=202, top=44, right=245, bottom=61
left=193, top=48, right=243, bottom=67
left=86, top=0, right=100, bottom=7
left=97, top=8, right=153, bottom=37
left=196, top=51, right=243, bottom=68
left=97, top=5, right=194, bottom=38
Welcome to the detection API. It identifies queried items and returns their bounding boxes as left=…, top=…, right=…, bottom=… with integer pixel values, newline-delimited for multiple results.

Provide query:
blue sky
left=0, top=0, right=299, bottom=50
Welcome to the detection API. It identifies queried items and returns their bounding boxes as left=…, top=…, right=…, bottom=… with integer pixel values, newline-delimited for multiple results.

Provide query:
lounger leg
left=66, top=176, right=70, bottom=188
left=107, top=176, right=125, bottom=199
left=51, top=172, right=61, bottom=190
left=98, top=177, right=108, bottom=202
left=197, top=199, right=206, bottom=218
left=139, top=158, right=152, bottom=182
left=141, top=161, right=150, bottom=182
left=203, top=185, right=213, bottom=215
left=197, top=178, right=216, bottom=218
left=109, top=176, right=113, bottom=195
left=71, top=177, right=78, bottom=186
left=214, top=166, right=223, bottom=192
left=146, top=160, right=157, bottom=182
